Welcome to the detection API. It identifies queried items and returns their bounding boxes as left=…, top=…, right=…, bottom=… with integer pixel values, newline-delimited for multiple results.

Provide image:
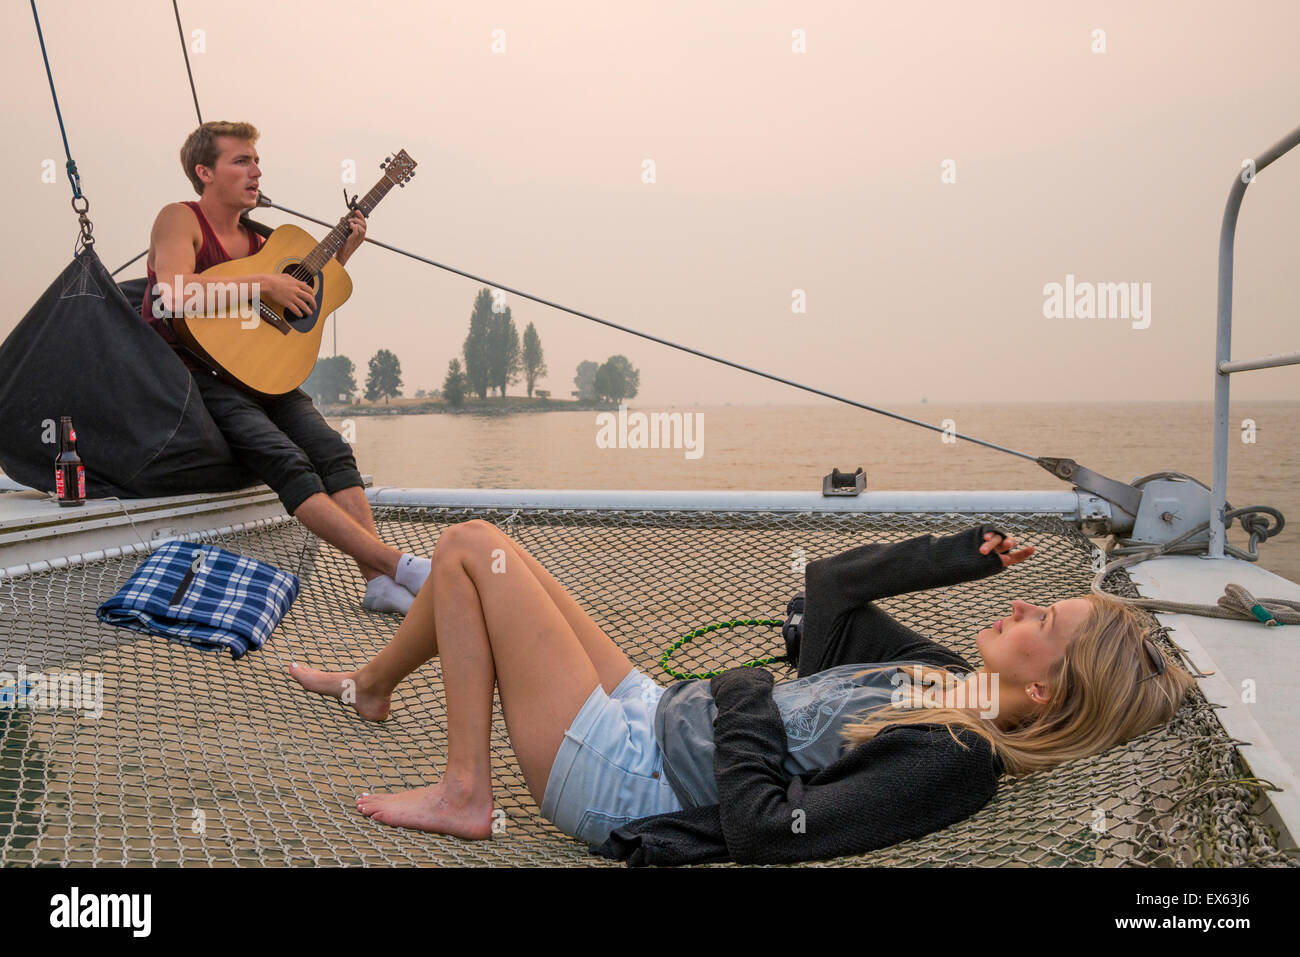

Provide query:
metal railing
left=1209, top=123, right=1300, bottom=559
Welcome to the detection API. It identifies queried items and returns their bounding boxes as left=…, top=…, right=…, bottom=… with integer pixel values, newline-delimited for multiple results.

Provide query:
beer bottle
left=54, top=415, right=85, bottom=507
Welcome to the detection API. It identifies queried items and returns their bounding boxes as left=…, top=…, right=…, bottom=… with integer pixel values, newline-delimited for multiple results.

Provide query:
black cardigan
left=589, top=523, right=1009, bottom=866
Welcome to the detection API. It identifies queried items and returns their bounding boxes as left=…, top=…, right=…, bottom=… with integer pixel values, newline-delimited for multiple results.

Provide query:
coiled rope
left=1091, top=473, right=1294, bottom=626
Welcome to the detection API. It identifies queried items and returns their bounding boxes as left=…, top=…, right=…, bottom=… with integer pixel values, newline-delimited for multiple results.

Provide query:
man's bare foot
left=355, top=777, right=494, bottom=839
left=288, top=663, right=392, bottom=721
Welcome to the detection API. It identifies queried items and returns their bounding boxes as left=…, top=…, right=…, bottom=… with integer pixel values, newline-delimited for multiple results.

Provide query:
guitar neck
left=300, top=176, right=395, bottom=272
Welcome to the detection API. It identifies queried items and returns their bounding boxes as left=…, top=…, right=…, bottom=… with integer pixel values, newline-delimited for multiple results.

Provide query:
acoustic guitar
left=171, top=149, right=416, bottom=397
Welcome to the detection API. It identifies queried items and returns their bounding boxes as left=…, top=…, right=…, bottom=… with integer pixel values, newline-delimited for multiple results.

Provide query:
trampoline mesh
left=0, top=507, right=1294, bottom=867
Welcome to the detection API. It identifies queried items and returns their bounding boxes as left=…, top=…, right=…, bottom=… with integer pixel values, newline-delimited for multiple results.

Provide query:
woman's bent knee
left=433, top=520, right=504, bottom=565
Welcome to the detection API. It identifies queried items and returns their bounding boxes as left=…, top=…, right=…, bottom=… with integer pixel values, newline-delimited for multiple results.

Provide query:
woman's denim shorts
left=541, top=667, right=685, bottom=845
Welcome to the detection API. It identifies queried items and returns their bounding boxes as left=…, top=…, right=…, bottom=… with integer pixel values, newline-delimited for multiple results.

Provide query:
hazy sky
left=3, top=0, right=1298, bottom=405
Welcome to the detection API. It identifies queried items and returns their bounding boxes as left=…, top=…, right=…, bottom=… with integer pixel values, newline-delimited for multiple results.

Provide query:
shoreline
left=315, top=398, right=618, bottom=417
left=315, top=397, right=1300, bottom=417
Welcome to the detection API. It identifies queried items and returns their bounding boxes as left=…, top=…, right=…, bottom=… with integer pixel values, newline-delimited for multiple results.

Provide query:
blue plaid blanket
left=96, top=541, right=299, bottom=659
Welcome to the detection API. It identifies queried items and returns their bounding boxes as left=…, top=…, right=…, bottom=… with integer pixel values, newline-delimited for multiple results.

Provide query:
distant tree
left=414, top=389, right=427, bottom=399
left=442, top=357, right=468, bottom=408
left=593, top=364, right=618, bottom=403
left=573, top=360, right=599, bottom=400
left=487, top=307, right=522, bottom=397
left=303, top=355, right=357, bottom=405
left=521, top=322, right=548, bottom=398
left=365, top=349, right=403, bottom=405
left=463, top=288, right=494, bottom=399
left=606, top=355, right=639, bottom=399
left=593, top=355, right=640, bottom=403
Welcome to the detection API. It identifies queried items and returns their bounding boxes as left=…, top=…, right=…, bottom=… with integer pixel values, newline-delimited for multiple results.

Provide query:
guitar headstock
left=380, top=149, right=417, bottom=188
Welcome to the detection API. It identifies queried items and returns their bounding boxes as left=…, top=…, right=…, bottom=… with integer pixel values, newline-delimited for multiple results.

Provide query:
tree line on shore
left=303, top=287, right=640, bottom=408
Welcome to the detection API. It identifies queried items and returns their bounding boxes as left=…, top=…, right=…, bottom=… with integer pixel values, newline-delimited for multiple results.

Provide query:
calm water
left=326, top=400, right=1300, bottom=584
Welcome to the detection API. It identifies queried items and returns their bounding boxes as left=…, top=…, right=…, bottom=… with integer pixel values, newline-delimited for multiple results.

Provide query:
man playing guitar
left=142, top=121, right=428, bottom=613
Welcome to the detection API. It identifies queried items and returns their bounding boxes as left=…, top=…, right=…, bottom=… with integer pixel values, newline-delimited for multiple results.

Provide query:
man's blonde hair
left=180, top=121, right=259, bottom=195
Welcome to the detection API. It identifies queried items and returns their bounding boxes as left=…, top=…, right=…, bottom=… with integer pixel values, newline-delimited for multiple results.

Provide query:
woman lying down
left=289, top=520, right=1195, bottom=866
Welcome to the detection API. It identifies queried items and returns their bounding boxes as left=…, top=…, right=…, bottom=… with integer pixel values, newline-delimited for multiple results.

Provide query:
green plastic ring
left=660, top=617, right=788, bottom=680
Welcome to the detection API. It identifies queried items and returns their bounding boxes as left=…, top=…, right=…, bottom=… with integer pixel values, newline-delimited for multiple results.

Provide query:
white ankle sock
left=394, top=553, right=432, bottom=595
left=362, top=575, right=414, bottom=614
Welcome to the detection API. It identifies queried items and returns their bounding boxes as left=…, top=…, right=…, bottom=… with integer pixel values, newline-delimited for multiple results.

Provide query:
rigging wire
left=262, top=197, right=1041, bottom=462
left=29, top=0, right=93, bottom=248
left=161, top=19, right=1296, bottom=608
left=117, top=0, right=1045, bottom=464
left=110, top=249, right=147, bottom=277
left=26, top=1, right=1293, bottom=633
left=172, top=0, right=203, bottom=125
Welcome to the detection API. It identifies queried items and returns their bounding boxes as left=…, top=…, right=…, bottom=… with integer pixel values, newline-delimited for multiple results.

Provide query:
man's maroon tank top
left=141, top=200, right=264, bottom=371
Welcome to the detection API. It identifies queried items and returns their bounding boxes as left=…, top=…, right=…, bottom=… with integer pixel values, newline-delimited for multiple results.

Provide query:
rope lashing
left=29, top=0, right=93, bottom=247
left=661, top=618, right=788, bottom=680
left=1094, top=510, right=1298, bottom=626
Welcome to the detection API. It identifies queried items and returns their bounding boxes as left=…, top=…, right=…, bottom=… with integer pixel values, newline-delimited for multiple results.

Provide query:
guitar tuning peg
left=380, top=161, right=387, bottom=169
left=399, top=182, right=405, bottom=188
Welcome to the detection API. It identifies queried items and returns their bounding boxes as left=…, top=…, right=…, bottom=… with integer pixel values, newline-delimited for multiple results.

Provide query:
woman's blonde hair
left=180, top=121, right=260, bottom=196
left=841, top=593, right=1198, bottom=776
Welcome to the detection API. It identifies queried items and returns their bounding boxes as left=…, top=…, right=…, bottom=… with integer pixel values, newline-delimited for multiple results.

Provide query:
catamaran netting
left=0, top=508, right=1292, bottom=867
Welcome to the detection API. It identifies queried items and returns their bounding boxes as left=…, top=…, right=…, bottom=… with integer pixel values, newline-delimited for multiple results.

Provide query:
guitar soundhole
left=279, top=263, right=320, bottom=332
left=282, top=263, right=315, bottom=286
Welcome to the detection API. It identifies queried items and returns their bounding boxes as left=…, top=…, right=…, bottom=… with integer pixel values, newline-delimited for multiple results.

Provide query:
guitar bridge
left=260, top=305, right=292, bottom=335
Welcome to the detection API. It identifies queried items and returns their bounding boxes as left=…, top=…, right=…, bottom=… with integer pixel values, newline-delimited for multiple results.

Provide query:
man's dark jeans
left=192, top=371, right=363, bottom=514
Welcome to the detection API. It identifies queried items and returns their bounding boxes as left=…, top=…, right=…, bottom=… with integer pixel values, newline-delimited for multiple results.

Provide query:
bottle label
left=55, top=466, right=84, bottom=500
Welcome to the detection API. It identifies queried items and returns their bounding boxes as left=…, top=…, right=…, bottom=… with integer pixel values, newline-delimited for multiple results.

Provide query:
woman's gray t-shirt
left=652, top=661, right=941, bottom=808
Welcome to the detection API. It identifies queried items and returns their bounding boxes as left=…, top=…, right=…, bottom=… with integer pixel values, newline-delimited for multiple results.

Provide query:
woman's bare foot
left=355, top=776, right=494, bottom=839
left=288, top=663, right=392, bottom=721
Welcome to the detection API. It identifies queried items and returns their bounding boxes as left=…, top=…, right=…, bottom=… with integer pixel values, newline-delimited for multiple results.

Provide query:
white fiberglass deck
left=1126, top=556, right=1300, bottom=846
